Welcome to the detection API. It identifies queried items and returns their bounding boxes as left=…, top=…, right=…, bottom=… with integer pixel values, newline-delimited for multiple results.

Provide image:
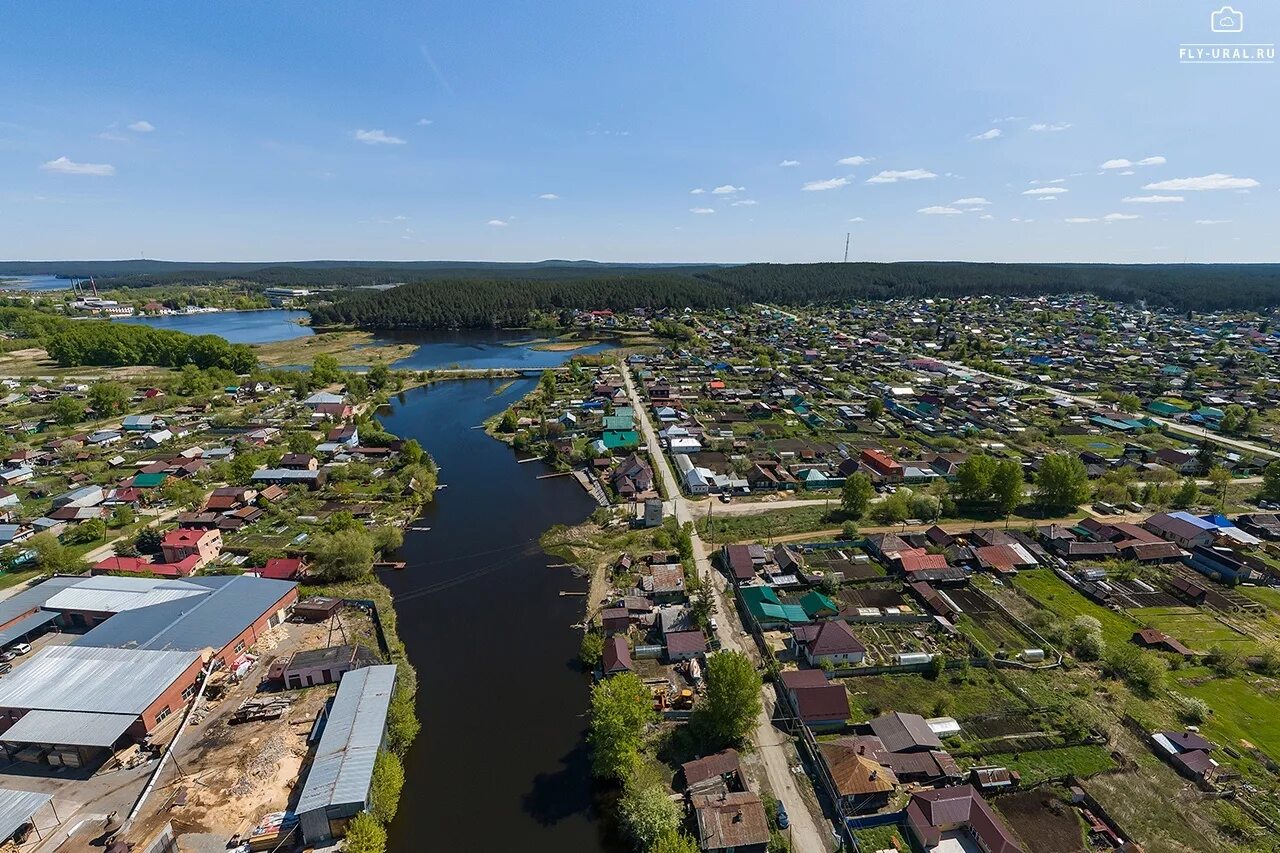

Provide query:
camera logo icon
left=1211, top=6, right=1244, bottom=32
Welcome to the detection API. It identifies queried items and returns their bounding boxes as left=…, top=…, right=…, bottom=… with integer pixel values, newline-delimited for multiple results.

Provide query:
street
left=620, top=361, right=833, bottom=853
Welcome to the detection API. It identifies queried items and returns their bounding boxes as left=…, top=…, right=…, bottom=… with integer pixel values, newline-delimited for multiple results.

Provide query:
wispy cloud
left=1143, top=174, right=1259, bottom=191
left=417, top=118, right=434, bottom=126
left=918, top=205, right=963, bottom=215
left=487, top=218, right=508, bottom=226
left=731, top=199, right=758, bottom=206
left=1029, top=121, right=1071, bottom=132
left=971, top=129, right=1002, bottom=141
left=128, top=120, right=155, bottom=133
left=1022, top=187, right=1068, bottom=196
left=836, top=155, right=872, bottom=166
left=952, top=197, right=991, bottom=206
left=354, top=129, right=406, bottom=145
left=538, top=193, right=560, bottom=200
left=1101, top=155, right=1165, bottom=169
left=802, top=177, right=851, bottom=191
left=418, top=44, right=455, bottom=96
left=1195, top=219, right=1232, bottom=225
left=1065, top=217, right=1097, bottom=223
left=779, top=159, right=800, bottom=167
left=866, top=169, right=936, bottom=184
left=848, top=216, right=865, bottom=222
left=991, top=116, right=1025, bottom=123
left=711, top=184, right=744, bottom=194
left=689, top=207, right=715, bottom=214
left=1104, top=213, right=1141, bottom=221
left=689, top=188, right=706, bottom=195
left=1122, top=195, right=1183, bottom=204
left=39, top=156, right=115, bottom=176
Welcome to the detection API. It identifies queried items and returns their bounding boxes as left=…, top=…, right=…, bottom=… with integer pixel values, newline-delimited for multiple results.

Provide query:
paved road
left=621, top=362, right=833, bottom=853
left=940, top=358, right=1280, bottom=460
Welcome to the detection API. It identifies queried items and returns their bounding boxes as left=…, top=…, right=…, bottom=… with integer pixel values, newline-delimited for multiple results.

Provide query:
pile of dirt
left=230, top=732, right=290, bottom=796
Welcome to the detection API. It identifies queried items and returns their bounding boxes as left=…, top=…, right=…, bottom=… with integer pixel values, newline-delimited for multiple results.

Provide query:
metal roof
left=0, top=576, right=83, bottom=628
left=43, top=576, right=207, bottom=614
left=0, top=645, right=198, bottom=715
left=73, top=575, right=296, bottom=655
left=0, top=610, right=58, bottom=647
left=0, top=787, right=53, bottom=843
left=295, top=665, right=396, bottom=815
left=0, top=709, right=136, bottom=748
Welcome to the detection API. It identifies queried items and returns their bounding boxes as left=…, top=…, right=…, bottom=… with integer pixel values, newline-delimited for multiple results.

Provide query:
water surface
left=378, top=378, right=607, bottom=853
left=115, top=309, right=313, bottom=344
left=0, top=275, right=73, bottom=291
left=381, top=328, right=615, bottom=370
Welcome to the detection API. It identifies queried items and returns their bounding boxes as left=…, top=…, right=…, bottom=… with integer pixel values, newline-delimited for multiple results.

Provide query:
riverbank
left=253, top=330, right=419, bottom=367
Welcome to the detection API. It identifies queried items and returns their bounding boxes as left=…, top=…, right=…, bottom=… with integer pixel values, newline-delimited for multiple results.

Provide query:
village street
left=620, top=361, right=834, bottom=853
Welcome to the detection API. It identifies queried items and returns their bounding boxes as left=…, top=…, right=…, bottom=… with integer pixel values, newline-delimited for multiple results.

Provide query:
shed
left=296, top=665, right=397, bottom=845
left=0, top=787, right=53, bottom=844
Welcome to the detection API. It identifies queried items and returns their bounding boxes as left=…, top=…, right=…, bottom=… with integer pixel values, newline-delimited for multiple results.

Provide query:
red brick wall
left=138, top=654, right=207, bottom=734
left=210, top=586, right=299, bottom=670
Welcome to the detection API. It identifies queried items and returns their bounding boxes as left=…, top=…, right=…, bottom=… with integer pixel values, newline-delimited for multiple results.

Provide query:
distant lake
left=0, top=275, right=73, bottom=291
left=379, top=328, right=616, bottom=370
left=115, top=309, right=314, bottom=344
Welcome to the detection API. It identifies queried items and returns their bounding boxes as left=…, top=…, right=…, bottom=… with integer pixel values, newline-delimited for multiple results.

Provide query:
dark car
left=0, top=663, right=12, bottom=675
left=775, top=801, right=789, bottom=829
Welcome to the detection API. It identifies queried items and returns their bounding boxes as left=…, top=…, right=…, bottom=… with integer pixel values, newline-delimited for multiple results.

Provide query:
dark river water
left=377, top=378, right=608, bottom=853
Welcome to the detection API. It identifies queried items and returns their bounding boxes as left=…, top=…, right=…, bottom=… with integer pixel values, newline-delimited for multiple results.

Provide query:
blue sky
left=1, top=2, right=1277, bottom=263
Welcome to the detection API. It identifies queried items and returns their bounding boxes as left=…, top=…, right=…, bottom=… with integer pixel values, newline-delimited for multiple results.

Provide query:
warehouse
left=296, top=664, right=397, bottom=845
left=0, top=646, right=203, bottom=765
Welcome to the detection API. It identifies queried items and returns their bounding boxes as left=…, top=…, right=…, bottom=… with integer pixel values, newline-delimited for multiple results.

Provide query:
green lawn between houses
left=1013, top=568, right=1141, bottom=647
left=1130, top=606, right=1261, bottom=655
left=851, top=822, right=909, bottom=851
left=842, top=668, right=1029, bottom=722
left=962, top=744, right=1117, bottom=786
left=1173, top=671, right=1280, bottom=763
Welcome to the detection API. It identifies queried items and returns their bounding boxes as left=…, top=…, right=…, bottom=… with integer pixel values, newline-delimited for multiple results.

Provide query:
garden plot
left=945, top=587, right=1043, bottom=655
left=836, top=586, right=911, bottom=610
left=854, top=622, right=970, bottom=666
left=993, top=789, right=1088, bottom=853
left=1103, top=577, right=1182, bottom=609
left=1131, top=606, right=1260, bottom=655
left=805, top=547, right=885, bottom=581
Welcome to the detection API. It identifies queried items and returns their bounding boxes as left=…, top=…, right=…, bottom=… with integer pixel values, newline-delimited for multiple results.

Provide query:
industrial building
left=0, top=574, right=298, bottom=765
left=296, top=664, right=397, bottom=845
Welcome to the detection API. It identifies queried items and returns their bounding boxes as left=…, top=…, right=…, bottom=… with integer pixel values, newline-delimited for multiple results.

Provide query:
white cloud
left=487, top=219, right=508, bottom=226
left=979, top=214, right=994, bottom=220
left=848, top=217, right=865, bottom=222
left=689, top=207, right=715, bottom=214
left=1029, top=122, right=1071, bottom=132
left=731, top=199, right=758, bottom=206
left=538, top=193, right=560, bottom=200
left=1144, top=173, right=1260, bottom=191
left=1022, top=187, right=1068, bottom=196
left=1103, top=213, right=1141, bottom=221
left=354, top=129, right=406, bottom=145
left=1101, top=155, right=1164, bottom=170
left=836, top=155, right=872, bottom=166
left=39, top=156, right=115, bottom=176
left=1064, top=217, right=1097, bottom=223
left=918, top=205, right=963, bottom=215
left=1122, top=195, right=1183, bottom=204
left=1195, top=219, right=1232, bottom=224
left=1038, top=196, right=1058, bottom=202
left=865, top=169, right=936, bottom=184
left=991, top=116, right=1025, bottom=123
left=779, top=159, right=800, bottom=167
left=128, top=120, right=155, bottom=133
left=417, top=118, right=434, bottom=126
left=802, top=177, right=851, bottom=191
left=971, top=128, right=1002, bottom=141
left=952, top=197, right=991, bottom=206
left=689, top=188, right=706, bottom=195
left=712, top=184, right=744, bottom=194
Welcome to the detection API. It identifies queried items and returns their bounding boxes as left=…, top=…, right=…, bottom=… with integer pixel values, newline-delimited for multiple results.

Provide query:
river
left=377, top=378, right=609, bottom=853
left=114, top=309, right=314, bottom=344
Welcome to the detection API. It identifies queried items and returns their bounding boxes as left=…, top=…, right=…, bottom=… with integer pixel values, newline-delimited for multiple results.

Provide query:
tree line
left=0, top=307, right=257, bottom=372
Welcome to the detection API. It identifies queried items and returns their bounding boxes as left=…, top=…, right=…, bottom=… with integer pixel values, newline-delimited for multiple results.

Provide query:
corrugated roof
left=0, top=645, right=198, bottom=715
left=0, top=708, right=136, bottom=748
left=43, top=576, right=207, bottom=613
left=0, top=787, right=53, bottom=843
left=0, top=576, right=83, bottom=628
left=296, top=665, right=396, bottom=815
left=74, top=575, right=295, bottom=655
left=0, top=610, right=58, bottom=647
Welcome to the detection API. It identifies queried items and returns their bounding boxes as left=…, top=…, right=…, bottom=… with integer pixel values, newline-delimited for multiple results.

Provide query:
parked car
left=0, top=663, right=11, bottom=675
left=0, top=651, right=15, bottom=663
left=775, top=801, right=789, bottom=829
left=719, top=493, right=732, bottom=503
left=9, top=643, right=31, bottom=656
left=709, top=618, right=719, bottom=632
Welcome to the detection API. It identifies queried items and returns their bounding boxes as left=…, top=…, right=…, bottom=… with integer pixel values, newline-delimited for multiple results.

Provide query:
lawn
left=1173, top=671, right=1280, bottom=762
left=1130, top=606, right=1260, bottom=655
left=1242, top=584, right=1280, bottom=615
left=0, top=569, right=43, bottom=591
left=968, top=745, right=1116, bottom=785
left=851, top=822, right=908, bottom=852
left=1013, top=569, right=1141, bottom=647
left=696, top=504, right=832, bottom=544
left=842, top=668, right=1029, bottom=721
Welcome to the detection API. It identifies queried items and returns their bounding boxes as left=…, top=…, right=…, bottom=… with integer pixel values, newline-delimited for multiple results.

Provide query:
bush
left=369, top=750, right=404, bottom=823
left=385, top=682, right=420, bottom=756
left=1171, top=692, right=1211, bottom=725
left=580, top=631, right=605, bottom=668
left=343, top=812, right=386, bottom=853
left=618, top=782, right=681, bottom=850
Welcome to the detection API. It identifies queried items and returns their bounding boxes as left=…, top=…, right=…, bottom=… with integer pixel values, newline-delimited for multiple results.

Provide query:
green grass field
left=842, top=668, right=1029, bottom=721
left=851, top=823, right=908, bottom=851
left=1242, top=584, right=1280, bottom=614
left=1013, top=569, right=1140, bottom=647
left=1131, top=606, right=1260, bottom=655
left=696, top=504, right=831, bottom=543
left=970, top=744, right=1116, bottom=785
left=1174, top=672, right=1280, bottom=762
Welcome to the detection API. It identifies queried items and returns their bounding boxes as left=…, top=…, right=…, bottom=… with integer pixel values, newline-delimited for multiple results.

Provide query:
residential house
left=161, top=528, right=222, bottom=569
left=691, top=792, right=769, bottom=853
left=602, top=635, right=634, bottom=676
left=791, top=620, right=866, bottom=668
left=904, top=785, right=1026, bottom=853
